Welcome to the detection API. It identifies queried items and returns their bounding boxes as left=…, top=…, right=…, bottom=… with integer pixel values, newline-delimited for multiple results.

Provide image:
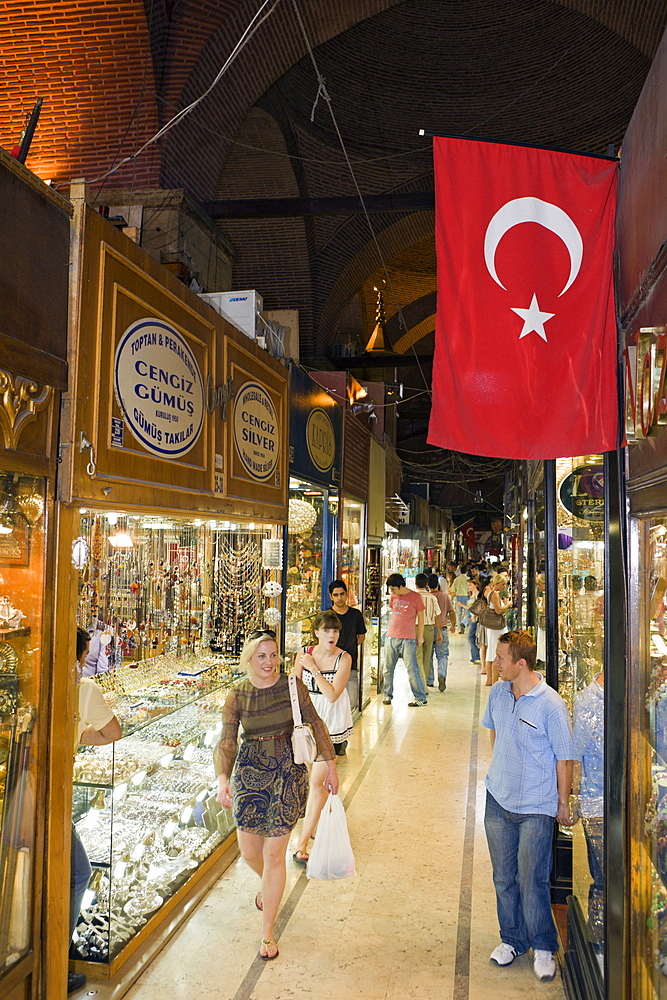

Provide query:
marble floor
left=104, top=634, right=567, bottom=1000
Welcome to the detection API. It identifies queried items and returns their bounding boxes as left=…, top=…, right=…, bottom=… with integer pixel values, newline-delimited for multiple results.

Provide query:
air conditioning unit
left=198, top=290, right=263, bottom=340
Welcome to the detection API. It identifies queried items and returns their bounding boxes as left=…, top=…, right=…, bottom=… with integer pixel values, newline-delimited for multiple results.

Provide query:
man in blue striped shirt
left=482, top=630, right=573, bottom=983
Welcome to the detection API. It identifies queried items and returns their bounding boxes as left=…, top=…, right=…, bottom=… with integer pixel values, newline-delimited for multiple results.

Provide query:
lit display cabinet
left=629, top=515, right=667, bottom=997
left=70, top=510, right=282, bottom=974
left=71, top=655, right=240, bottom=970
left=555, top=456, right=606, bottom=988
left=0, top=473, right=47, bottom=974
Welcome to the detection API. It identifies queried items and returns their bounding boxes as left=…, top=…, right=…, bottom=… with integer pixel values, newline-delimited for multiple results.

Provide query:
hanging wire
left=88, top=0, right=282, bottom=185
left=289, top=0, right=431, bottom=397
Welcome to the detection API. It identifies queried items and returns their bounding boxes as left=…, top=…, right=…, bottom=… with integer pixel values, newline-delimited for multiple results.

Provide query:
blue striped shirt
left=482, top=675, right=573, bottom=816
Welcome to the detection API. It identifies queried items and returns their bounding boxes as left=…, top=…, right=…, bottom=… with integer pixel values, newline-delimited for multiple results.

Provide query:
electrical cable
left=88, top=0, right=282, bottom=185
left=289, top=0, right=431, bottom=398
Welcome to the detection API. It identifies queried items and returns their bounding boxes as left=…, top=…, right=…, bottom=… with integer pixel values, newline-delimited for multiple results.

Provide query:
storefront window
left=556, top=456, right=605, bottom=974
left=0, top=471, right=46, bottom=971
left=71, top=511, right=281, bottom=965
left=341, top=497, right=364, bottom=608
left=640, top=515, right=667, bottom=992
left=285, top=478, right=328, bottom=664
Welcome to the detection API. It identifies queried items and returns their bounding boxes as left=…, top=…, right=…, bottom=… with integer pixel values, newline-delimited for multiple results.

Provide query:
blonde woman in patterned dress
left=215, top=630, right=337, bottom=961
left=292, top=611, right=352, bottom=864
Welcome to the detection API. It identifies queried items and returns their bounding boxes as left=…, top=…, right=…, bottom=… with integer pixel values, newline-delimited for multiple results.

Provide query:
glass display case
left=556, top=456, right=605, bottom=979
left=70, top=509, right=282, bottom=972
left=71, top=654, right=240, bottom=968
left=340, top=496, right=365, bottom=608
left=0, top=471, right=46, bottom=972
left=285, top=478, right=334, bottom=664
left=631, top=514, right=667, bottom=995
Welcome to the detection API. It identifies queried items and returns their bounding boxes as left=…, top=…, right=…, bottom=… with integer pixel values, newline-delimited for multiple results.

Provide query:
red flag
left=459, top=518, right=476, bottom=550
left=427, top=137, right=619, bottom=459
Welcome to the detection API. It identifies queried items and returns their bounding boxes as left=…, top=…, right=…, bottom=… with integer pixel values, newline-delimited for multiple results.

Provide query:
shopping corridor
left=96, top=635, right=566, bottom=1000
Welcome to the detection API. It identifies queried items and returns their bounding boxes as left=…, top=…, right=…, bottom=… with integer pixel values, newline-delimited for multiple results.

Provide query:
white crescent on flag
left=484, top=196, right=583, bottom=296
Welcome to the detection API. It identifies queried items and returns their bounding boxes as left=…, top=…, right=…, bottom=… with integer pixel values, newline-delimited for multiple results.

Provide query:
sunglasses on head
left=248, top=628, right=277, bottom=641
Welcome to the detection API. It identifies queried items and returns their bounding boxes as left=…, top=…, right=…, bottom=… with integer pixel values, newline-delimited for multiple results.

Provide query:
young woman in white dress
left=292, top=612, right=352, bottom=863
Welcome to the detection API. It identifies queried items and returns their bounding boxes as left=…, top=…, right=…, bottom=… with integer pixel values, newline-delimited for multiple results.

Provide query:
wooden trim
left=70, top=832, right=236, bottom=981
left=0, top=951, right=34, bottom=993
left=0, top=332, right=67, bottom=390
left=44, top=504, right=81, bottom=1000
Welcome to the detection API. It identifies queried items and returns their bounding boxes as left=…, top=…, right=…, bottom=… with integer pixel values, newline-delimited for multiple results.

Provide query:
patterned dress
left=302, top=653, right=353, bottom=744
left=215, top=672, right=334, bottom=836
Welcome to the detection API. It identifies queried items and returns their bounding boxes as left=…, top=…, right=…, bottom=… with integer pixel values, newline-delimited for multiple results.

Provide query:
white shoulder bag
left=288, top=674, right=317, bottom=764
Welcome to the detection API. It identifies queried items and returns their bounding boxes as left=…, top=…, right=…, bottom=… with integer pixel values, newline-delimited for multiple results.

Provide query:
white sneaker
left=490, top=942, right=521, bottom=966
left=534, top=950, right=556, bottom=981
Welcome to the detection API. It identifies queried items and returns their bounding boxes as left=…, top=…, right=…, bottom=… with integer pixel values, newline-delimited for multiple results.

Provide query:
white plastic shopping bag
left=306, top=793, right=356, bottom=880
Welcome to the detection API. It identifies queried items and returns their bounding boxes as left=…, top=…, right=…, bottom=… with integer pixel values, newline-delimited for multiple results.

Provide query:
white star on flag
left=511, top=294, right=555, bottom=342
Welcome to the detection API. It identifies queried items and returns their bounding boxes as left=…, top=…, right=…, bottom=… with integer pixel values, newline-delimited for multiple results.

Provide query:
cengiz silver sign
left=114, top=318, right=205, bottom=459
left=233, top=381, right=280, bottom=482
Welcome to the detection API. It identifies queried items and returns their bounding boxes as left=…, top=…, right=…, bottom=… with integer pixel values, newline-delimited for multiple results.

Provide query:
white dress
left=302, top=652, right=353, bottom=744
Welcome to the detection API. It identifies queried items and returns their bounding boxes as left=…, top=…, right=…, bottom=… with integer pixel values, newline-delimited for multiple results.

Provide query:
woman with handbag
left=292, top=611, right=352, bottom=865
left=215, top=630, right=338, bottom=962
left=482, top=573, right=512, bottom=685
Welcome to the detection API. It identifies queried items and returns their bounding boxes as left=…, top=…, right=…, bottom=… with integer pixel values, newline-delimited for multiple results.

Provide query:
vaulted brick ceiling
left=2, top=0, right=666, bottom=510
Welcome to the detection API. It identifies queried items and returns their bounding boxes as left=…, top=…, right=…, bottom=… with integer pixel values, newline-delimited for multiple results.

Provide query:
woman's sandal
left=292, top=851, right=309, bottom=865
left=260, top=938, right=279, bottom=961
left=254, top=891, right=263, bottom=911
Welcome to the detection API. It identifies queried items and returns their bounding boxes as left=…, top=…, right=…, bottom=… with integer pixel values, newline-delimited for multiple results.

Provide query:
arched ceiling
left=1, top=0, right=666, bottom=511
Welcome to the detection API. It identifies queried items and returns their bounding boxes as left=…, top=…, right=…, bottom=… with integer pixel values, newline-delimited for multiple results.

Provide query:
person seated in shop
left=69, top=626, right=121, bottom=995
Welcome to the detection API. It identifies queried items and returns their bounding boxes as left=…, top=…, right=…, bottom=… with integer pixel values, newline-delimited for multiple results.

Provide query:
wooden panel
left=62, top=204, right=288, bottom=522
left=0, top=149, right=70, bottom=388
left=222, top=337, right=288, bottom=510
left=342, top=412, right=370, bottom=501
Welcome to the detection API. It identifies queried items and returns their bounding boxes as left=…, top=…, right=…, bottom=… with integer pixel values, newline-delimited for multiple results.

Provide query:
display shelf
left=0, top=627, right=30, bottom=638
left=71, top=667, right=237, bottom=967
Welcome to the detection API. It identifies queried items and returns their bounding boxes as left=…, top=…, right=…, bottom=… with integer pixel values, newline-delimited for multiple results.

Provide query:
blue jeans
left=456, top=596, right=470, bottom=627
left=383, top=637, right=428, bottom=701
left=433, top=631, right=449, bottom=682
left=70, top=824, right=92, bottom=939
left=467, top=620, right=480, bottom=662
left=484, top=791, right=558, bottom=953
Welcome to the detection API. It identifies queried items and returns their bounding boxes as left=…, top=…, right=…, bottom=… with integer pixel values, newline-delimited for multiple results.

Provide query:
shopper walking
left=427, top=574, right=456, bottom=690
left=450, top=567, right=472, bottom=632
left=482, top=630, right=573, bottom=983
left=292, top=612, right=352, bottom=860
left=483, top=572, right=511, bottom=685
left=381, top=573, right=428, bottom=707
left=328, top=579, right=366, bottom=743
left=414, top=573, right=443, bottom=690
left=215, top=630, right=338, bottom=961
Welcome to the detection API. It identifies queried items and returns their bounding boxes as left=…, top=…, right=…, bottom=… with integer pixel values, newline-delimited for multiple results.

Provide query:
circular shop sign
left=114, top=319, right=205, bottom=458
left=559, top=464, right=604, bottom=522
left=233, top=381, right=280, bottom=482
left=306, top=408, right=335, bottom=473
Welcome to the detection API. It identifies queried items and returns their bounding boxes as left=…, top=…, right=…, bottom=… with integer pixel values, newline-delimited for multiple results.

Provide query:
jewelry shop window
left=556, top=456, right=605, bottom=976
left=70, top=511, right=282, bottom=967
left=0, top=471, right=47, bottom=972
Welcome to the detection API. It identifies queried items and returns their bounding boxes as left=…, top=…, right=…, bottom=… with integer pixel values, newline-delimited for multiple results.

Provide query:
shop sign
left=114, top=318, right=205, bottom=458
left=306, top=408, right=335, bottom=473
left=233, top=381, right=280, bottom=482
left=624, top=326, right=667, bottom=442
left=558, top=464, right=604, bottom=522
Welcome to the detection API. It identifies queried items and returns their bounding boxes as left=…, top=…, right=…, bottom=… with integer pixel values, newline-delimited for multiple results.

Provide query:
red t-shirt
left=388, top=589, right=425, bottom=639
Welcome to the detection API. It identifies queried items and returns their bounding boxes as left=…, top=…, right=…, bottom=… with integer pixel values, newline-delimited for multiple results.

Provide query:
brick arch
left=0, top=0, right=663, bottom=197
left=0, top=0, right=162, bottom=190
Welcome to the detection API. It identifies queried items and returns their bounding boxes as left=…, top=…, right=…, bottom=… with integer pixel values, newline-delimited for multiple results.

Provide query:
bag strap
left=288, top=675, right=304, bottom=727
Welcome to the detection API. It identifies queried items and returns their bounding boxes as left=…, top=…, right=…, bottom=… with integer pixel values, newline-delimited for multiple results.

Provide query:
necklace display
left=72, top=509, right=284, bottom=966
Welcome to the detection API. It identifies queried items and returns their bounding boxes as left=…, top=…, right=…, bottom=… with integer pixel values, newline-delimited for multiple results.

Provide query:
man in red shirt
left=382, top=573, right=428, bottom=706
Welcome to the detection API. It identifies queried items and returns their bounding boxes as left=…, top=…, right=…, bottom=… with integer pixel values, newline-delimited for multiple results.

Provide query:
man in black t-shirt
left=328, top=580, right=367, bottom=753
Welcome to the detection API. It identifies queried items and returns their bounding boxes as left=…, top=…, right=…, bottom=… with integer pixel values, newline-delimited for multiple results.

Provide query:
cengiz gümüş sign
left=114, top=318, right=205, bottom=459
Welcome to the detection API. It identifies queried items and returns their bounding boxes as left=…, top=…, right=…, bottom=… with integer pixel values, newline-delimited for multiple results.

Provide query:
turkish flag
left=427, top=137, right=619, bottom=459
